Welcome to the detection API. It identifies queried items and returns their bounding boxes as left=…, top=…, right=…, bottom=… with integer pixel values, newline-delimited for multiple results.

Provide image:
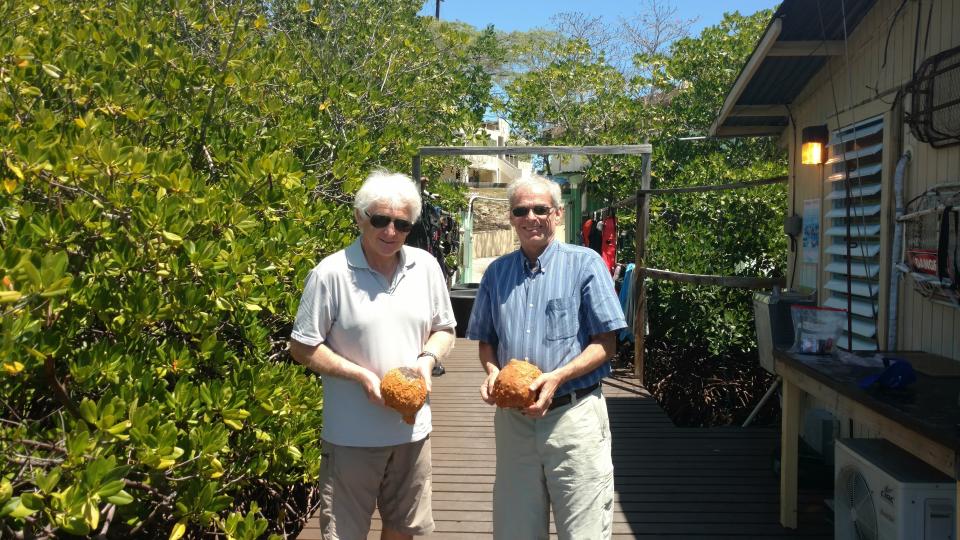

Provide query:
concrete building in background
left=442, top=118, right=533, bottom=186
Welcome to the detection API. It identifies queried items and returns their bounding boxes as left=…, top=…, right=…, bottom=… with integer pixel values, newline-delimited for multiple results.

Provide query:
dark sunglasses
left=511, top=205, right=554, bottom=218
left=364, top=210, right=413, bottom=232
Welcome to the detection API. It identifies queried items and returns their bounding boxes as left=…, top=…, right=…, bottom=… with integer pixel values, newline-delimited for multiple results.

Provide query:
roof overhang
left=710, top=0, right=876, bottom=138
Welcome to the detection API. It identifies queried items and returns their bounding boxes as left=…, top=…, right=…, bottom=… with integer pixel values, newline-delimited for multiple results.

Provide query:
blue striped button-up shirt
left=466, top=241, right=627, bottom=397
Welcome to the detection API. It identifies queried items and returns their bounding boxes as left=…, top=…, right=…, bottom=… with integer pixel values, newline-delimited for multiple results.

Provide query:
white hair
left=507, top=174, right=562, bottom=208
left=353, top=170, right=422, bottom=222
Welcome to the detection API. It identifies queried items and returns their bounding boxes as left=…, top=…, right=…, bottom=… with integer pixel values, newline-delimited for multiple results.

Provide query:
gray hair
left=507, top=175, right=562, bottom=208
left=353, top=170, right=422, bottom=222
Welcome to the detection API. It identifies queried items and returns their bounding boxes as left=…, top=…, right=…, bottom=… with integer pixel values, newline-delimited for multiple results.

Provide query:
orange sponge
left=381, top=367, right=428, bottom=424
left=492, top=360, right=543, bottom=409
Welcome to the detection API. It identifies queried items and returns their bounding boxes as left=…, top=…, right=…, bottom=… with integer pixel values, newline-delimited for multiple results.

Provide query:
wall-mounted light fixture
left=801, top=124, right=829, bottom=165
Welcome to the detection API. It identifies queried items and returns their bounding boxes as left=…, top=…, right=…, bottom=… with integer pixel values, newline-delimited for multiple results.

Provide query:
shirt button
left=528, top=303, right=533, bottom=308
left=524, top=356, right=529, bottom=361
left=526, top=329, right=531, bottom=333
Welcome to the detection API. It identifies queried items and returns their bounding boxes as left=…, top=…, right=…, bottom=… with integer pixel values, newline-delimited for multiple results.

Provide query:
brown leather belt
left=547, top=382, right=601, bottom=411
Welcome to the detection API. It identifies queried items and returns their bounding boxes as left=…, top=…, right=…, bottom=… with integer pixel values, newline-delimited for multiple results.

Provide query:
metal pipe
left=887, top=151, right=911, bottom=351
left=742, top=377, right=781, bottom=427
left=845, top=170, right=853, bottom=351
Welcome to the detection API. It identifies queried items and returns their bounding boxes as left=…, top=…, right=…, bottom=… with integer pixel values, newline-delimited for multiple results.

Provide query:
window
left=823, top=116, right=884, bottom=351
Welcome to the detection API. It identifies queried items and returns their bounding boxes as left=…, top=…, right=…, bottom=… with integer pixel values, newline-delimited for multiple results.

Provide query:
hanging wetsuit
left=581, top=218, right=594, bottom=247
left=601, top=214, right=617, bottom=272
left=588, top=219, right=603, bottom=254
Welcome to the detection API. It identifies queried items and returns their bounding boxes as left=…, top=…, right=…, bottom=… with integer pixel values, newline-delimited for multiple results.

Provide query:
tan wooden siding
left=471, top=225, right=566, bottom=260
left=471, top=229, right=518, bottom=259
left=784, top=0, right=960, bottom=361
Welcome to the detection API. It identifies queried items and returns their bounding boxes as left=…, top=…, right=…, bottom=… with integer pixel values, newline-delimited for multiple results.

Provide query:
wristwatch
left=418, top=351, right=445, bottom=376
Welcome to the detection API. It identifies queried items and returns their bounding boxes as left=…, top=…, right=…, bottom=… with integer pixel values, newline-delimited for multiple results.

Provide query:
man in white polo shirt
left=290, top=170, right=456, bottom=540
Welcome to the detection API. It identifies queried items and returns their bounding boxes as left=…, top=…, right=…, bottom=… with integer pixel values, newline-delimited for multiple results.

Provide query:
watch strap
left=418, top=351, right=439, bottom=363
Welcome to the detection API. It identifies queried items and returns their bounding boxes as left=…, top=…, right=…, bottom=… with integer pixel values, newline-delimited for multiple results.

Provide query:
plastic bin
left=449, top=285, right=479, bottom=338
left=753, top=290, right=815, bottom=373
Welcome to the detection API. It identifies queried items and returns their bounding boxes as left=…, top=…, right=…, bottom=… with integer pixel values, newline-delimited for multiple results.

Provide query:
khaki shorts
left=493, top=388, right=614, bottom=540
left=317, top=437, right=434, bottom=539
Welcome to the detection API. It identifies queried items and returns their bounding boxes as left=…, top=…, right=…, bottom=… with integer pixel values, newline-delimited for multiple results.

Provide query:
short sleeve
left=465, top=269, right=498, bottom=346
left=579, top=252, right=627, bottom=337
left=290, top=268, right=335, bottom=346
left=427, top=257, right=457, bottom=332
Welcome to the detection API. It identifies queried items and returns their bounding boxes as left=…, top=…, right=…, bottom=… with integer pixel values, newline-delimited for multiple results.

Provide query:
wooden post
left=411, top=154, right=421, bottom=184
left=633, top=153, right=651, bottom=384
left=779, top=376, right=800, bottom=529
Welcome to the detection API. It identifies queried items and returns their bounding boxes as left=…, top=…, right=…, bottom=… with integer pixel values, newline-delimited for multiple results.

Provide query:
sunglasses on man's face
left=365, top=210, right=413, bottom=232
left=511, top=205, right=554, bottom=218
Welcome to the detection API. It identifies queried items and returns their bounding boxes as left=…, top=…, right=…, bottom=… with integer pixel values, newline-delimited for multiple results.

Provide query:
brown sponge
left=381, top=367, right=427, bottom=424
left=492, top=360, right=543, bottom=409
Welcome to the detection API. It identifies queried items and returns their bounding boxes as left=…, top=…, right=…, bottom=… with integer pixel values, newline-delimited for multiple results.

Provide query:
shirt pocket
left=545, top=297, right=578, bottom=340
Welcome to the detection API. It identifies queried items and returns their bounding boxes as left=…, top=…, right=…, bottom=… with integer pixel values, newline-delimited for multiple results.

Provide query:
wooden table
left=774, top=349, right=960, bottom=535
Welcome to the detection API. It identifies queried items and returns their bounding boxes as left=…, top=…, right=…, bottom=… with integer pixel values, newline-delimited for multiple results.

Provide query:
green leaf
left=35, top=468, right=61, bottom=494
left=42, top=63, right=62, bottom=78
left=40, top=276, right=73, bottom=297
left=66, top=427, right=90, bottom=458
left=5, top=157, right=23, bottom=180
left=221, top=408, right=249, bottom=421
left=162, top=231, right=183, bottom=243
left=0, top=291, right=22, bottom=303
left=60, top=515, right=91, bottom=535
left=78, top=398, right=98, bottom=424
left=97, top=479, right=125, bottom=498
left=20, top=491, right=44, bottom=511
left=169, top=518, right=188, bottom=540
left=82, top=500, right=100, bottom=530
left=106, top=489, right=134, bottom=506
left=2, top=497, right=38, bottom=519
left=17, top=259, right=42, bottom=288
left=0, top=480, right=12, bottom=504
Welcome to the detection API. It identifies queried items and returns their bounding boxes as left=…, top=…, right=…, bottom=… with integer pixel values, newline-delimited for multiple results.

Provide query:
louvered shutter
left=822, top=116, right=884, bottom=351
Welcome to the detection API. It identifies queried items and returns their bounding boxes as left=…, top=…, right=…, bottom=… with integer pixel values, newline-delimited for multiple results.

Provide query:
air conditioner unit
left=835, top=438, right=955, bottom=540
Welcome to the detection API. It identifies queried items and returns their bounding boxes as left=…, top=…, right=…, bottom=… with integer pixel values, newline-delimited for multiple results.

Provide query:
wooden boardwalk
left=299, top=339, right=832, bottom=539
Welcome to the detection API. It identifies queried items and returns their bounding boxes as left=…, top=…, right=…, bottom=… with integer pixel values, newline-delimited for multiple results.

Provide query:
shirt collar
left=345, top=237, right=415, bottom=271
left=520, top=240, right=559, bottom=275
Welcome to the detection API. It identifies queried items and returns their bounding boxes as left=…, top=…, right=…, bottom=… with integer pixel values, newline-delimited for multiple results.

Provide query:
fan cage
left=836, top=465, right=879, bottom=540
left=908, top=45, right=960, bottom=148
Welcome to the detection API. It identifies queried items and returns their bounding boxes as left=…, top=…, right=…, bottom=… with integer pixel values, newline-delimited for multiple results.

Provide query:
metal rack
left=897, top=183, right=960, bottom=308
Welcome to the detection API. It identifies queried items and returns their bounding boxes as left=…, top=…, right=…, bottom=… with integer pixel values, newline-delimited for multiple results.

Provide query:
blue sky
left=418, top=1, right=779, bottom=35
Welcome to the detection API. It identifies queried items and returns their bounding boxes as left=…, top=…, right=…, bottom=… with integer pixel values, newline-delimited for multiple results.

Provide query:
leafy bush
left=530, top=10, right=786, bottom=424
left=0, top=0, right=495, bottom=536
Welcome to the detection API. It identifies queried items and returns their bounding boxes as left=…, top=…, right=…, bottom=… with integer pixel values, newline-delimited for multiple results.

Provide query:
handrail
left=640, top=267, right=785, bottom=290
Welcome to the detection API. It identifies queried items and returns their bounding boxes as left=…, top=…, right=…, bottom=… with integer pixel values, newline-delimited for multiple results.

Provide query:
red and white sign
left=907, top=249, right=938, bottom=275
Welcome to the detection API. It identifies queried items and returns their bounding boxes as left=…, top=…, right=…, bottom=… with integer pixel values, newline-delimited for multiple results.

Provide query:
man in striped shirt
left=466, top=175, right=627, bottom=539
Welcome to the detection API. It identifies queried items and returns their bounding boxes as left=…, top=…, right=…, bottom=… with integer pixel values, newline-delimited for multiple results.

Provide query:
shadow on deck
left=299, top=339, right=832, bottom=539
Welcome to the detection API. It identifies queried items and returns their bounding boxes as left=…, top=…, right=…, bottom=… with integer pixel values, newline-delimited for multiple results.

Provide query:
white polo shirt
left=291, top=238, right=456, bottom=447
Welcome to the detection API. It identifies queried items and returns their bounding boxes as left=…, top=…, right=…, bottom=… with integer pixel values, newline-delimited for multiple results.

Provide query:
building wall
left=549, top=154, right=589, bottom=174
left=472, top=229, right=518, bottom=259
left=785, top=0, right=960, bottom=361
left=439, top=119, right=532, bottom=185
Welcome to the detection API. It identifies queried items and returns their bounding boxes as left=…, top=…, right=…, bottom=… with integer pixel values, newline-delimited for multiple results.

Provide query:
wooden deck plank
left=298, top=339, right=831, bottom=539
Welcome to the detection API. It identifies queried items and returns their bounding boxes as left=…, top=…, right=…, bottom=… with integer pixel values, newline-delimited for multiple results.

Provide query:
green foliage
left=642, top=10, right=786, bottom=356
left=0, top=0, right=493, bottom=536
left=496, top=38, right=633, bottom=149
left=500, top=10, right=785, bottom=360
